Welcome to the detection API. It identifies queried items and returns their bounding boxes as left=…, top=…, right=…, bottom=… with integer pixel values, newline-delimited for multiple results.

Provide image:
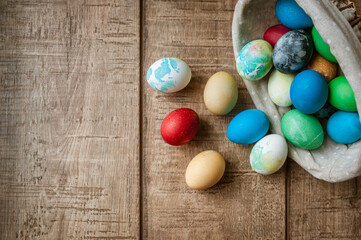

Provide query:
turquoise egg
left=236, top=40, right=273, bottom=81
left=327, top=111, right=361, bottom=144
left=227, top=109, right=270, bottom=144
left=146, top=57, right=191, bottom=93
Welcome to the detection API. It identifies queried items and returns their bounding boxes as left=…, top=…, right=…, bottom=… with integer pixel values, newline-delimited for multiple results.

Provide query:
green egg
left=329, top=75, right=357, bottom=111
left=281, top=110, right=324, bottom=150
left=312, top=27, right=337, bottom=63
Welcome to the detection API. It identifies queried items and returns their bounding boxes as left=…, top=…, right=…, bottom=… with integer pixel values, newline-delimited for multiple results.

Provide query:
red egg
left=161, top=108, right=200, bottom=146
left=263, top=24, right=291, bottom=47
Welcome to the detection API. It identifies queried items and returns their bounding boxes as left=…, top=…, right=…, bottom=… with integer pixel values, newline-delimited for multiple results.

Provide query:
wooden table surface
left=1, top=0, right=360, bottom=239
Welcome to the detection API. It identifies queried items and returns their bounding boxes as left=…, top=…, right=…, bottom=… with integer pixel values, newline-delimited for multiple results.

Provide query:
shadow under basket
left=232, top=0, right=361, bottom=182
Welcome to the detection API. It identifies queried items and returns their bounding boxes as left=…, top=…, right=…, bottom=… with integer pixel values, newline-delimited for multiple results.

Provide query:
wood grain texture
left=0, top=0, right=140, bottom=239
left=142, top=1, right=286, bottom=239
left=0, top=0, right=361, bottom=239
left=287, top=163, right=361, bottom=240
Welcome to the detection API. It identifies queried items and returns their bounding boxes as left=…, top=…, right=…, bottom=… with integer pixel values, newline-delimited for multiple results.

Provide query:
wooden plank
left=287, top=163, right=361, bottom=239
left=142, top=1, right=286, bottom=239
left=0, top=0, right=140, bottom=239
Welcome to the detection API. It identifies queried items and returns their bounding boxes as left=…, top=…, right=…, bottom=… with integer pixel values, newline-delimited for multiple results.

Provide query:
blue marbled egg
left=146, top=58, right=191, bottom=93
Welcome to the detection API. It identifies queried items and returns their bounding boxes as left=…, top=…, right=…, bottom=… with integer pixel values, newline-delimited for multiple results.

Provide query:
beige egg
left=203, top=71, right=238, bottom=115
left=185, top=150, right=225, bottom=190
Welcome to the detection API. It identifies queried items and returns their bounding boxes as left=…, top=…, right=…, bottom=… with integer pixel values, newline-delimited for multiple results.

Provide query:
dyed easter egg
left=290, top=70, right=328, bottom=114
left=203, top=71, right=238, bottom=115
left=314, top=102, right=338, bottom=118
left=275, top=0, right=313, bottom=29
left=327, top=111, right=361, bottom=144
left=250, top=134, right=288, bottom=175
left=281, top=109, right=324, bottom=150
left=273, top=30, right=313, bottom=74
left=268, top=69, right=295, bottom=107
left=161, top=108, right=199, bottom=146
left=227, top=109, right=270, bottom=144
left=185, top=150, right=225, bottom=190
left=303, top=54, right=337, bottom=82
left=263, top=24, right=291, bottom=47
left=312, top=27, right=337, bottom=63
left=146, top=57, right=191, bottom=93
left=329, top=75, right=357, bottom=111
left=236, top=40, right=273, bottom=81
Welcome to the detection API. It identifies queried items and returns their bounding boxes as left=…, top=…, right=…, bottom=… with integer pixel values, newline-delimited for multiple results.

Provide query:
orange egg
left=304, top=54, right=337, bottom=82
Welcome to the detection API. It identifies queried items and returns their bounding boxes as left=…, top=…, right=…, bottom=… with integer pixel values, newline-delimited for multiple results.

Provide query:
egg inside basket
left=232, top=0, right=361, bottom=182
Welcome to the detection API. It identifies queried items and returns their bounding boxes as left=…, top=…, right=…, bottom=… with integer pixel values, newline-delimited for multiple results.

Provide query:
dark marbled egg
left=273, top=30, right=313, bottom=74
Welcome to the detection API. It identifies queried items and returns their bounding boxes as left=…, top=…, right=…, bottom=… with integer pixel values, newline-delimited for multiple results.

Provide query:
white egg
left=250, top=134, right=288, bottom=175
left=146, top=57, right=191, bottom=93
left=268, top=69, right=295, bottom=107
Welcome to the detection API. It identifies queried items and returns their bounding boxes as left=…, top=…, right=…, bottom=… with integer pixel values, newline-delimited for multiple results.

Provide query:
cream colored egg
left=250, top=134, right=288, bottom=175
left=185, top=150, right=225, bottom=190
left=268, top=69, right=295, bottom=107
left=204, top=71, right=238, bottom=115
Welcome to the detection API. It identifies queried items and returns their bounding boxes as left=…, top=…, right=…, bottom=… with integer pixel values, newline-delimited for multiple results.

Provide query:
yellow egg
left=185, top=150, right=225, bottom=190
left=203, top=71, right=238, bottom=115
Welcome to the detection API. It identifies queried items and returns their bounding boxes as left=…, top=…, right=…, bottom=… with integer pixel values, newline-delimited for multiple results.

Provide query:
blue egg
left=327, top=111, right=361, bottom=144
left=227, top=109, right=270, bottom=144
left=275, top=0, right=313, bottom=29
left=290, top=70, right=328, bottom=114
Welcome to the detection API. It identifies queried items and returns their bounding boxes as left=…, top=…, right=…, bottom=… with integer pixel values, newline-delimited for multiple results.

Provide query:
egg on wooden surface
left=250, top=134, right=288, bottom=175
left=227, top=109, right=270, bottom=144
left=263, top=24, right=291, bottom=47
left=185, top=150, right=225, bottom=190
left=328, top=75, right=357, bottom=112
left=146, top=57, right=191, bottom=93
left=275, top=0, right=313, bottom=29
left=160, top=108, right=199, bottom=146
left=203, top=71, right=238, bottom=115
left=236, top=40, right=273, bottom=81
left=327, top=111, right=361, bottom=144
left=268, top=69, right=295, bottom=107
left=312, top=27, right=337, bottom=63
left=290, top=70, right=328, bottom=114
left=281, top=109, right=324, bottom=150
left=303, top=53, right=337, bottom=82
left=273, top=30, right=313, bottom=74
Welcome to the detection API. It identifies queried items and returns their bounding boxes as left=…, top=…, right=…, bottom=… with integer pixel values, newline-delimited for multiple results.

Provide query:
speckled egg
left=250, top=134, right=288, bottom=175
left=329, top=75, right=357, bottom=111
left=273, top=30, right=313, bottom=74
left=185, top=150, right=225, bottom=190
left=268, top=69, right=295, bottom=107
left=236, top=40, right=273, bottom=81
left=203, top=71, right=238, bottom=115
left=146, top=57, right=191, bottom=93
left=303, top=54, right=337, bottom=82
left=281, top=109, right=324, bottom=150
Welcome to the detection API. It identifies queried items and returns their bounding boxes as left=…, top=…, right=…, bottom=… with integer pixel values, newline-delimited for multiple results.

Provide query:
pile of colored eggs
left=146, top=0, right=361, bottom=190
left=233, top=0, right=361, bottom=171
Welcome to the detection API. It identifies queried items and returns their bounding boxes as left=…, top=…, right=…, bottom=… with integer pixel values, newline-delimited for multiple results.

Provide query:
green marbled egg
left=281, top=109, right=324, bottom=150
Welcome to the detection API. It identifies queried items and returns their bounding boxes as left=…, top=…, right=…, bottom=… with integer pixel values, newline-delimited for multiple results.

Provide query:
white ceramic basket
left=232, top=0, right=361, bottom=182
